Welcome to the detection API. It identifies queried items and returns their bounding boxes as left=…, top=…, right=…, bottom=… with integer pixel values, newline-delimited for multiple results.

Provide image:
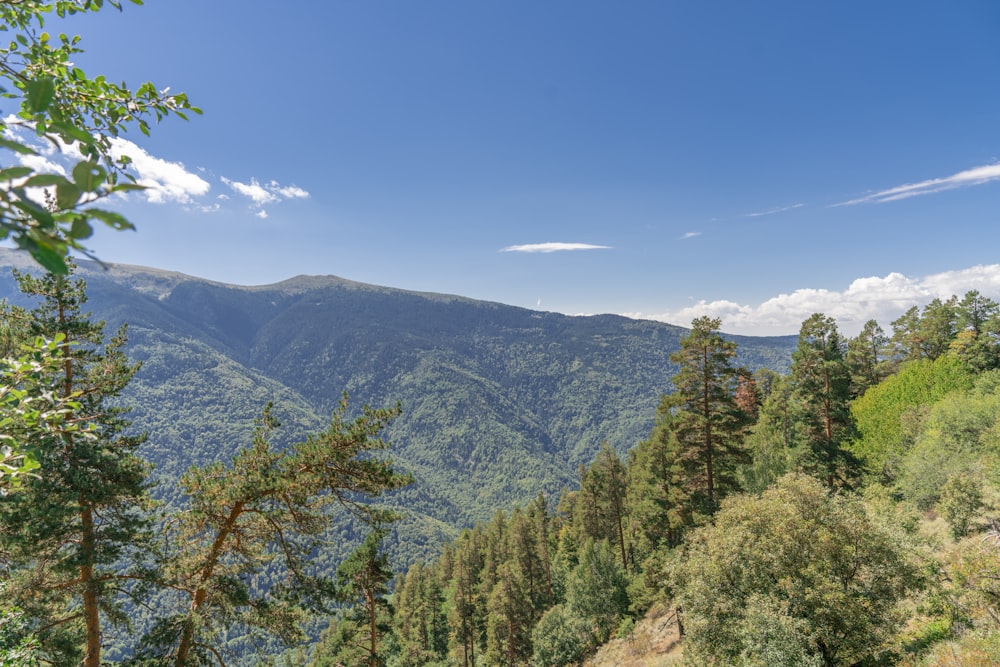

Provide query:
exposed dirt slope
left=585, top=603, right=684, bottom=667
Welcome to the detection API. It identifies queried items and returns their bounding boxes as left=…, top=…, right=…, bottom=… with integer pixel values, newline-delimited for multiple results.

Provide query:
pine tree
left=573, top=443, right=630, bottom=571
left=135, top=398, right=410, bottom=666
left=666, top=316, right=749, bottom=514
left=846, top=319, right=890, bottom=398
left=0, top=267, right=150, bottom=667
left=333, top=526, right=395, bottom=667
left=790, top=313, right=857, bottom=487
left=447, top=534, right=481, bottom=667
left=952, top=290, right=1000, bottom=372
left=484, top=561, right=533, bottom=667
left=626, top=398, right=688, bottom=556
left=394, top=562, right=448, bottom=667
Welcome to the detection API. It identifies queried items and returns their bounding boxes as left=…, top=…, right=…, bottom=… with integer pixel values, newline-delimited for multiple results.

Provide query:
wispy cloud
left=500, top=242, right=612, bottom=253
left=839, top=162, right=1000, bottom=205
left=744, top=203, right=804, bottom=217
left=680, top=231, right=701, bottom=240
left=622, top=264, right=1000, bottom=336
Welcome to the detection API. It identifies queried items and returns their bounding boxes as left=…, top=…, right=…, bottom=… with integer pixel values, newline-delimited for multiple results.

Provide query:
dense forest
left=304, top=296, right=1000, bottom=666
left=3, top=261, right=1000, bottom=666
left=0, top=246, right=795, bottom=566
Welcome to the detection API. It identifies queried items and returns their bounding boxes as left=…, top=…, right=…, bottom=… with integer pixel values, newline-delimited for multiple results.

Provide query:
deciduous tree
left=670, top=474, right=920, bottom=667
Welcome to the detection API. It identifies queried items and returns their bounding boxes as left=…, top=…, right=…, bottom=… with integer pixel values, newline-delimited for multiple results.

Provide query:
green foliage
left=573, top=443, right=629, bottom=571
left=788, top=313, right=857, bottom=487
left=736, top=596, right=824, bottom=667
left=0, top=0, right=198, bottom=272
left=666, top=316, right=750, bottom=513
left=331, top=526, right=395, bottom=667
left=393, top=562, right=448, bottom=667
left=625, top=400, right=688, bottom=556
left=0, top=334, right=76, bottom=488
left=0, top=598, right=41, bottom=667
left=846, top=319, right=891, bottom=398
left=670, top=473, right=921, bottom=666
left=530, top=604, right=589, bottom=667
left=935, top=531, right=1000, bottom=640
left=133, top=398, right=411, bottom=666
left=739, top=374, right=806, bottom=494
left=0, top=268, right=150, bottom=666
left=565, top=539, right=630, bottom=646
left=850, top=354, right=974, bottom=480
left=937, top=472, right=984, bottom=540
left=309, top=617, right=370, bottom=667
left=896, top=378, right=1000, bottom=509
left=485, top=561, right=534, bottom=666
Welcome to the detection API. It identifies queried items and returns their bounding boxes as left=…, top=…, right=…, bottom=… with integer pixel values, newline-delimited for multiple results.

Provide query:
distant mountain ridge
left=0, top=249, right=796, bottom=561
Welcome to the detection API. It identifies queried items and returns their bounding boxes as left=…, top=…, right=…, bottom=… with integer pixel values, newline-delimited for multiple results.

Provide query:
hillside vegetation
left=0, top=249, right=794, bottom=539
left=3, top=256, right=1000, bottom=665
left=338, top=299, right=1000, bottom=667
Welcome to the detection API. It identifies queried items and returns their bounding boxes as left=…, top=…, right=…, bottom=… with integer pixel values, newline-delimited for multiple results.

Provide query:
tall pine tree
left=666, top=316, right=749, bottom=514
left=0, top=267, right=150, bottom=667
left=790, top=313, right=857, bottom=487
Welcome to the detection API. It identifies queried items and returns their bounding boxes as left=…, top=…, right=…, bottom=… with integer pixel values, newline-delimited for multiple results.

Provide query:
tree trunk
left=81, top=505, right=101, bottom=667
left=175, top=501, right=245, bottom=667
left=367, top=587, right=378, bottom=667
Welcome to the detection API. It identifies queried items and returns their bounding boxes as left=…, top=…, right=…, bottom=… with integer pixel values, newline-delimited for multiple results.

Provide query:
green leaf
left=109, top=182, right=146, bottom=194
left=26, top=78, right=55, bottom=113
left=50, top=121, right=94, bottom=146
left=56, top=181, right=80, bottom=209
left=13, top=198, right=55, bottom=228
left=21, top=240, right=67, bottom=274
left=69, top=216, right=92, bottom=240
left=0, top=166, right=33, bottom=181
left=85, top=208, right=133, bottom=231
left=72, top=161, right=105, bottom=192
left=22, top=173, right=69, bottom=188
left=0, top=138, right=38, bottom=155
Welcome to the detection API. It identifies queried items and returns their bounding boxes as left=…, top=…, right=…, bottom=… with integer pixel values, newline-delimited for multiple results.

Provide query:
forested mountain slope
left=0, top=249, right=795, bottom=549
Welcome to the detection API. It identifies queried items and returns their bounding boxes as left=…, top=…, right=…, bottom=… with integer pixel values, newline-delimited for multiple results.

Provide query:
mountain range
left=0, top=249, right=796, bottom=562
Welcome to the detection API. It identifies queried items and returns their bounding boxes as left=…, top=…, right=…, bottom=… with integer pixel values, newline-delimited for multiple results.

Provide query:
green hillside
left=0, top=249, right=796, bottom=555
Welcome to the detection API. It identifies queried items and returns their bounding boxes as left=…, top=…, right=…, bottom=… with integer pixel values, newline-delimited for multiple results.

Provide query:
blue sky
left=11, top=1, right=1000, bottom=335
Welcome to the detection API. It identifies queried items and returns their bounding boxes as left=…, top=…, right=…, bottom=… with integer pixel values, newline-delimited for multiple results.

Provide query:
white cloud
left=0, top=120, right=314, bottom=217
left=623, top=265, right=1000, bottom=336
left=18, top=153, right=67, bottom=177
left=222, top=177, right=278, bottom=205
left=104, top=138, right=210, bottom=204
left=222, top=177, right=310, bottom=209
left=839, top=162, right=1000, bottom=205
left=500, top=242, right=612, bottom=253
left=268, top=181, right=309, bottom=199
left=680, top=231, right=701, bottom=240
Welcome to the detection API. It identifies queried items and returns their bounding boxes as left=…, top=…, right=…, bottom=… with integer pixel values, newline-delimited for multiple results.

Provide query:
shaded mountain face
left=0, top=250, right=795, bottom=556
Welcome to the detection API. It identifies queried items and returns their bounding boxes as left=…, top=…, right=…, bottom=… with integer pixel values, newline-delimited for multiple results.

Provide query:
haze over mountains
left=0, top=249, right=796, bottom=559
